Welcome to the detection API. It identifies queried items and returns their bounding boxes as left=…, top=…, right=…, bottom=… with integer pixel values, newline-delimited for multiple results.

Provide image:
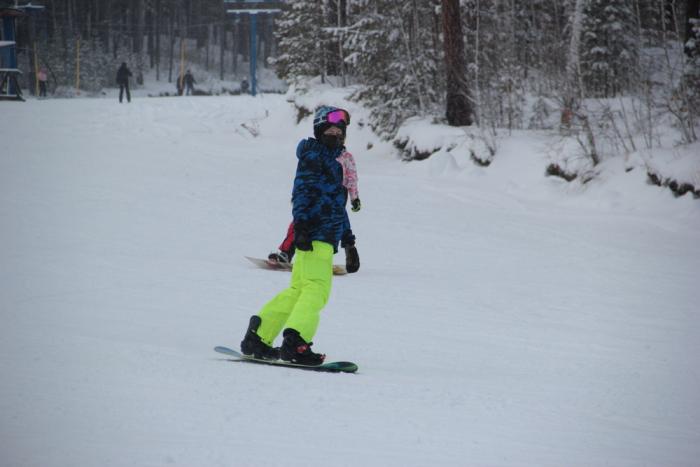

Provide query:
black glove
left=341, top=230, right=355, bottom=249
left=294, top=222, right=313, bottom=251
left=345, top=245, right=360, bottom=273
left=351, top=198, right=361, bottom=212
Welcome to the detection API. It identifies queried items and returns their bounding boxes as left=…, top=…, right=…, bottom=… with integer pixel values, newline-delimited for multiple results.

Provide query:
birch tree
left=562, top=0, right=586, bottom=126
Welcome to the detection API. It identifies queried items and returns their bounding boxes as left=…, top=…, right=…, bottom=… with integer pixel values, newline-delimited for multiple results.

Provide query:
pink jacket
left=336, top=150, right=359, bottom=201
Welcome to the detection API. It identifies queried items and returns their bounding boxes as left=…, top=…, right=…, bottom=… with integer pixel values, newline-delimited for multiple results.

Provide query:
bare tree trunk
left=664, top=0, right=679, bottom=33
left=86, top=2, right=92, bottom=38
left=442, top=0, right=473, bottom=126
left=564, top=0, right=600, bottom=164
left=67, top=0, right=74, bottom=35
left=241, top=18, right=249, bottom=70
left=686, top=0, right=700, bottom=56
left=178, top=10, right=186, bottom=93
left=220, top=23, right=226, bottom=80
left=206, top=24, right=213, bottom=71
left=397, top=0, right=425, bottom=111
left=562, top=0, right=586, bottom=129
left=168, top=11, right=175, bottom=83
left=94, top=0, right=100, bottom=38
left=232, top=23, right=238, bottom=75
left=319, top=2, right=326, bottom=83
left=136, top=0, right=145, bottom=55
left=337, top=0, right=347, bottom=86
left=474, top=0, right=481, bottom=122
left=155, top=0, right=161, bottom=80
left=148, top=16, right=153, bottom=68
left=565, top=0, right=585, bottom=96
left=102, top=0, right=111, bottom=52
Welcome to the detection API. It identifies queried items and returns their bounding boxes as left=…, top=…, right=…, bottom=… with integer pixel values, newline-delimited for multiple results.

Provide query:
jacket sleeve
left=292, top=140, right=322, bottom=225
left=340, top=151, right=359, bottom=201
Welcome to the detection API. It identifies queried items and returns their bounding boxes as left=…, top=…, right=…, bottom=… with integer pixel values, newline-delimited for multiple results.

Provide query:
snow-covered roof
left=16, top=2, right=46, bottom=10
left=226, top=8, right=281, bottom=14
left=0, top=41, right=16, bottom=48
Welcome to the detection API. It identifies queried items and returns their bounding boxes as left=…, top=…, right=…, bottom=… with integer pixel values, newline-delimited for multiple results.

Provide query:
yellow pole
left=76, top=37, right=81, bottom=95
left=33, top=42, right=39, bottom=96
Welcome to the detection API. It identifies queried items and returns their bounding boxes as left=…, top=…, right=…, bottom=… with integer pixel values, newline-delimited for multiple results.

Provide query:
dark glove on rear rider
left=351, top=198, right=361, bottom=212
left=294, top=222, right=313, bottom=251
left=341, top=230, right=355, bottom=249
left=345, top=245, right=360, bottom=273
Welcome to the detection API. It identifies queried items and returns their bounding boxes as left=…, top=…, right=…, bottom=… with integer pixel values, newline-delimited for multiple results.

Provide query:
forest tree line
left=273, top=0, right=699, bottom=150
left=10, top=0, right=277, bottom=93
left=7, top=0, right=700, bottom=152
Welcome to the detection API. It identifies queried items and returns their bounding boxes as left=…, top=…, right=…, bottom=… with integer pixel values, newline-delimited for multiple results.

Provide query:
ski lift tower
left=16, top=2, right=47, bottom=96
left=224, top=0, right=282, bottom=96
left=0, top=6, right=26, bottom=100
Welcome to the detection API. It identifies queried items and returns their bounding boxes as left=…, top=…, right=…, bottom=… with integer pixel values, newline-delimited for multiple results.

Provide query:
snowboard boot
left=268, top=250, right=291, bottom=264
left=280, top=328, right=325, bottom=366
left=345, top=245, right=360, bottom=273
left=240, top=315, right=280, bottom=360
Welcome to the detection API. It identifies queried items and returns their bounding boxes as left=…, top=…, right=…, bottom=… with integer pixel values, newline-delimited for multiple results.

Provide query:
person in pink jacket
left=269, top=147, right=361, bottom=273
left=37, top=68, right=48, bottom=97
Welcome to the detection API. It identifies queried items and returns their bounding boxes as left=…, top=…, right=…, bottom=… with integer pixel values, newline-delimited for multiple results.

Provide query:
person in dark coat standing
left=183, top=70, right=196, bottom=95
left=116, top=62, right=132, bottom=103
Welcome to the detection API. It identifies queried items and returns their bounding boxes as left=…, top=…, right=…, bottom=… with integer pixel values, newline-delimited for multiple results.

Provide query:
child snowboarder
left=268, top=123, right=361, bottom=273
left=240, top=106, right=352, bottom=365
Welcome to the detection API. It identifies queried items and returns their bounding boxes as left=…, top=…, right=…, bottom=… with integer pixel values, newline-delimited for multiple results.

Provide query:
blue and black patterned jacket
left=292, top=138, right=346, bottom=252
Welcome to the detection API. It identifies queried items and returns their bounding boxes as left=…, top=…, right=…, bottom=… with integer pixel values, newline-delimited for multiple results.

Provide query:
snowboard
left=214, top=346, right=358, bottom=373
left=245, top=256, right=347, bottom=275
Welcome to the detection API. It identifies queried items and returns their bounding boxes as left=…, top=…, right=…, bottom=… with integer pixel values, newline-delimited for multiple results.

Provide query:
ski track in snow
left=1, top=95, right=699, bottom=467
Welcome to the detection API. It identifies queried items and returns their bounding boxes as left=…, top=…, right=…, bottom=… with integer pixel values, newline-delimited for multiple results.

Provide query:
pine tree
left=270, top=1, right=324, bottom=82
left=78, top=35, right=113, bottom=92
left=345, top=0, right=442, bottom=138
left=580, top=0, right=637, bottom=97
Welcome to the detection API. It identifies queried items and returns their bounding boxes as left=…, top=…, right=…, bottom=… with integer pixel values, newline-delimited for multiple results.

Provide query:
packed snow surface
left=1, top=92, right=699, bottom=467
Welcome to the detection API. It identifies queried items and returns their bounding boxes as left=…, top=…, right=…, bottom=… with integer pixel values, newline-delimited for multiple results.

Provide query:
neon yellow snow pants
left=256, top=241, right=333, bottom=344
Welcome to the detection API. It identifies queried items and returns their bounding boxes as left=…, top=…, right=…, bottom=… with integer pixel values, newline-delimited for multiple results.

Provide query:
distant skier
left=37, top=68, right=48, bottom=98
left=239, top=106, right=353, bottom=365
left=116, top=62, right=132, bottom=103
left=268, top=145, right=361, bottom=273
left=183, top=69, right=196, bottom=95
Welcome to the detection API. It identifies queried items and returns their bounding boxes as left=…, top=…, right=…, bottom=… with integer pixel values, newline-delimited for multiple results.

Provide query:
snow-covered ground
left=1, top=89, right=699, bottom=467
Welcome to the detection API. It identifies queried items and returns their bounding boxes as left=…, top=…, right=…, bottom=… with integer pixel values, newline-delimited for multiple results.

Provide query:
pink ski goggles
left=325, top=109, right=351, bottom=126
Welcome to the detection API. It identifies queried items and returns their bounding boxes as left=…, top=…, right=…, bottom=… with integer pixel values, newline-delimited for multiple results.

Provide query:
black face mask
left=320, top=133, right=342, bottom=148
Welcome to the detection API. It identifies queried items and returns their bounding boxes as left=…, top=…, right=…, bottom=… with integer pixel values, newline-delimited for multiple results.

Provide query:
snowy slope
left=1, top=92, right=699, bottom=467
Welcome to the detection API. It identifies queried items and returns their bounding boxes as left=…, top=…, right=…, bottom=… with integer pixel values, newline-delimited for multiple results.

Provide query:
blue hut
left=0, top=7, right=26, bottom=100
